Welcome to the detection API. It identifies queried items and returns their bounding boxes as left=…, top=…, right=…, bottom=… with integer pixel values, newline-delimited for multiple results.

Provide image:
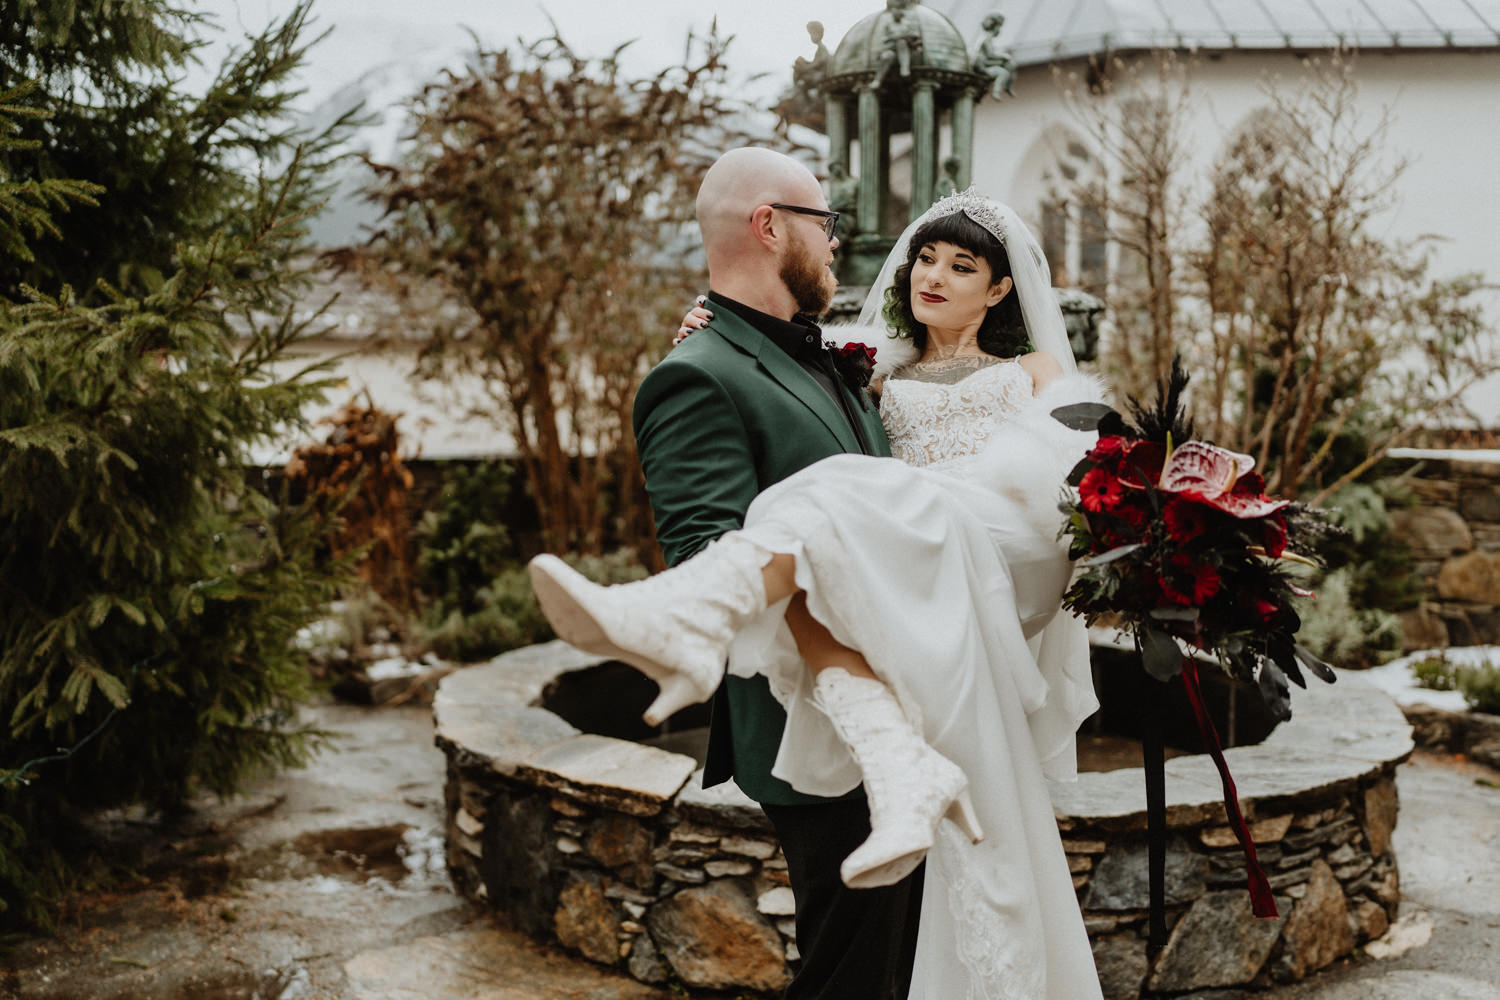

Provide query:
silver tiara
left=927, top=186, right=1005, bottom=244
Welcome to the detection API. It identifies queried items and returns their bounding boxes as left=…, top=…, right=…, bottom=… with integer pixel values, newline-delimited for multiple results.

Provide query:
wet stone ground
left=2, top=698, right=1496, bottom=1000
left=1, top=701, right=660, bottom=1000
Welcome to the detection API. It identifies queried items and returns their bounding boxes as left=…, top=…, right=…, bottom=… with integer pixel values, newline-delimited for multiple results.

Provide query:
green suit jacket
left=632, top=305, right=891, bottom=805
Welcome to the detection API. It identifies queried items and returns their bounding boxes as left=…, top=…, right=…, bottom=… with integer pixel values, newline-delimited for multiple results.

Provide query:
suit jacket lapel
left=712, top=311, right=863, bottom=454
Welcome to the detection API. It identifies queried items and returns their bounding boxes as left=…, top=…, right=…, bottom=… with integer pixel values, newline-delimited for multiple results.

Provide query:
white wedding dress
left=728, top=359, right=1106, bottom=1000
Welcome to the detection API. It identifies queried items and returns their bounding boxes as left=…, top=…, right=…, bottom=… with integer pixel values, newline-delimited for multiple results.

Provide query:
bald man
left=632, top=148, right=920, bottom=998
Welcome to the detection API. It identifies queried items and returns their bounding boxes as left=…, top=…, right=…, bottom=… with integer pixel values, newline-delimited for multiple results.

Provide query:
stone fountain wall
left=1389, top=452, right=1500, bottom=649
left=435, top=642, right=1413, bottom=998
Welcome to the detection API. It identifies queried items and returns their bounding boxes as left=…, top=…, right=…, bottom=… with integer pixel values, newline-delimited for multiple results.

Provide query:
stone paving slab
left=1288, top=970, right=1500, bottom=1000
left=516, top=733, right=698, bottom=817
left=1048, top=669, right=1413, bottom=828
left=343, top=925, right=667, bottom=1000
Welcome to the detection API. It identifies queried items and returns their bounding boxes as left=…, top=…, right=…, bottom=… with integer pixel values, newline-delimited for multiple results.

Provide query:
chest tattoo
left=893, top=355, right=1009, bottom=385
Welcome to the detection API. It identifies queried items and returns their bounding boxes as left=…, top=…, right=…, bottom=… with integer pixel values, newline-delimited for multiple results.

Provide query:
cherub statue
left=827, top=162, right=859, bottom=238
left=792, top=20, right=830, bottom=95
left=932, top=156, right=961, bottom=198
left=973, top=12, right=1016, bottom=100
left=874, top=7, right=923, bottom=87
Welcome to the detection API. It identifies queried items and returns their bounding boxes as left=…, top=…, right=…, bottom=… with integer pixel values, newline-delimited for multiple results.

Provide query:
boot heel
left=644, top=673, right=708, bottom=727
left=947, top=788, right=984, bottom=844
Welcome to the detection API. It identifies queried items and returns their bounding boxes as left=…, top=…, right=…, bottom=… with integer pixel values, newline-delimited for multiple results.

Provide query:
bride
left=531, top=187, right=1105, bottom=1000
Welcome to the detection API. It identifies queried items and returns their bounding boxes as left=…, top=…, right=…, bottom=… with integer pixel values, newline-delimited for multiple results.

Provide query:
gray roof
left=928, top=0, right=1500, bottom=68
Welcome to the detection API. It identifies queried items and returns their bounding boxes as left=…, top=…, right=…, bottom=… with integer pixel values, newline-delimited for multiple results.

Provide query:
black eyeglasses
left=770, top=203, right=840, bottom=241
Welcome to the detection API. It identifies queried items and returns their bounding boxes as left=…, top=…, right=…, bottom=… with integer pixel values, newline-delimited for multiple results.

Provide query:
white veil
left=849, top=192, right=1077, bottom=379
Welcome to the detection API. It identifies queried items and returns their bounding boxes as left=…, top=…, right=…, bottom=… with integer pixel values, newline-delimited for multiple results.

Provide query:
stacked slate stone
left=436, top=648, right=802, bottom=994
left=1395, top=456, right=1500, bottom=648
left=1064, top=775, right=1401, bottom=1000
left=436, top=640, right=1415, bottom=997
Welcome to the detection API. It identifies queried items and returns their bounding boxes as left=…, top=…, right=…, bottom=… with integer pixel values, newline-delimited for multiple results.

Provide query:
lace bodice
left=880, top=360, right=1034, bottom=468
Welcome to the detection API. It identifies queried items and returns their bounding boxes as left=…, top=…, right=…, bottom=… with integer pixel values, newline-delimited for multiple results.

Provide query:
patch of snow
left=1361, top=646, right=1500, bottom=712
left=399, top=826, right=449, bottom=884
left=293, top=618, right=341, bottom=650
left=275, top=967, right=314, bottom=999
left=1387, top=448, right=1500, bottom=463
left=304, top=875, right=350, bottom=895
left=1364, top=908, right=1435, bottom=960
left=365, top=656, right=420, bottom=681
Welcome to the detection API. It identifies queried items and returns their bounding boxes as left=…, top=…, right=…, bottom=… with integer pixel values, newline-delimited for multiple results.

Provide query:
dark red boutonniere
left=1050, top=356, right=1343, bottom=938
left=826, top=340, right=878, bottom=393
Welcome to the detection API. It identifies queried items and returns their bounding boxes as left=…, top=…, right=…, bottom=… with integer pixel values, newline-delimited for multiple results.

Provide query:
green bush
left=417, top=549, right=648, bottom=663
left=415, top=461, right=516, bottom=615
left=0, top=3, right=353, bottom=929
left=1294, top=482, right=1418, bottom=667
left=1458, top=663, right=1500, bottom=715
left=1410, top=655, right=1459, bottom=692
left=412, top=461, right=650, bottom=661
left=1409, top=655, right=1500, bottom=714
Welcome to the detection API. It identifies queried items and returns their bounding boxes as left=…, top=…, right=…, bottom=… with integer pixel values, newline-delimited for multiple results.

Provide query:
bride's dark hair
left=881, top=210, right=1032, bottom=357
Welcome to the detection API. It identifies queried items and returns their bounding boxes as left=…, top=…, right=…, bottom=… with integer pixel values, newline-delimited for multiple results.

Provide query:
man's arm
left=633, top=358, right=759, bottom=567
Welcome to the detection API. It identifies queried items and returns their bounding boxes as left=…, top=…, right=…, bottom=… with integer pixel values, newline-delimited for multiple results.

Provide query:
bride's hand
left=674, top=295, right=713, bottom=346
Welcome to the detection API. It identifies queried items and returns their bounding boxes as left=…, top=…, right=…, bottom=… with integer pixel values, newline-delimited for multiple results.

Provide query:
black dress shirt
left=707, top=292, right=876, bottom=455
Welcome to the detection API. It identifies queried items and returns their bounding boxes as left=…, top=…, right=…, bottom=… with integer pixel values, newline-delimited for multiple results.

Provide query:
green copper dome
left=830, top=3, right=972, bottom=78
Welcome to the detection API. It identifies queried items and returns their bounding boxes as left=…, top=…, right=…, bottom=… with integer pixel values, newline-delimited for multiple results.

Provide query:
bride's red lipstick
left=918, top=291, right=946, bottom=303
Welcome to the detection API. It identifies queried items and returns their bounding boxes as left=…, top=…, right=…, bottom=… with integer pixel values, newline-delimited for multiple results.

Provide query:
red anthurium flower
left=1254, top=599, right=1281, bottom=624
left=1196, top=490, right=1290, bottom=519
left=1163, top=497, right=1211, bottom=543
left=1160, top=441, right=1256, bottom=495
left=1159, top=441, right=1289, bottom=518
left=1119, top=441, right=1166, bottom=487
left=1161, top=553, right=1222, bottom=605
left=1232, top=469, right=1266, bottom=496
left=1261, top=514, right=1288, bottom=558
left=1078, top=467, right=1126, bottom=512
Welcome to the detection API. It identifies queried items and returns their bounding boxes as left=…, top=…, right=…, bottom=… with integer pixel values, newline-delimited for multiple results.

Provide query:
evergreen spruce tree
left=0, top=1, right=353, bottom=928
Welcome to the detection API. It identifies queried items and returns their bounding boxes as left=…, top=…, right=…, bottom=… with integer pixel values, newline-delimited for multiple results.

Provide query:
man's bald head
left=694, top=147, right=837, bottom=318
left=697, top=148, right=825, bottom=259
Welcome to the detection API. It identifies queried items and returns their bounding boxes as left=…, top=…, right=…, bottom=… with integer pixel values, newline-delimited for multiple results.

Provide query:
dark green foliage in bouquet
left=0, top=1, right=357, bottom=929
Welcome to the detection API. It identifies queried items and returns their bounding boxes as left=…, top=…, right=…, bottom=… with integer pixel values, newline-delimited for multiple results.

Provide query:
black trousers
left=762, top=797, right=925, bottom=1000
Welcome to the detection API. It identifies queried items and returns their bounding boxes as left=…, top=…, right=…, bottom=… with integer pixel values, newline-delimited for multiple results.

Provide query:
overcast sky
left=197, top=0, right=886, bottom=108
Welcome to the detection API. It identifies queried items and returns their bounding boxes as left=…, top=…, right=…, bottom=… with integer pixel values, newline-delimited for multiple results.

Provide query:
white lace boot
left=528, top=534, right=770, bottom=725
left=814, top=667, right=984, bottom=889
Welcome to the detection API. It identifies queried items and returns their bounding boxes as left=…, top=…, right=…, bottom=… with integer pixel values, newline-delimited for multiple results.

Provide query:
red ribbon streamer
left=1178, top=658, right=1279, bottom=918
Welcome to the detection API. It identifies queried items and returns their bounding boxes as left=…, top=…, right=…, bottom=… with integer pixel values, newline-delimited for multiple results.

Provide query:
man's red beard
left=779, top=238, right=836, bottom=316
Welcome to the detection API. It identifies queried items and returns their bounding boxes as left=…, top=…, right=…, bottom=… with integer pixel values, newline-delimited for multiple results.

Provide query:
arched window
left=1010, top=126, right=1107, bottom=295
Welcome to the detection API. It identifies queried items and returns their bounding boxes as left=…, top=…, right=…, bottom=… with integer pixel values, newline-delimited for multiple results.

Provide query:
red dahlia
left=1079, top=467, right=1126, bottom=512
left=1161, top=553, right=1222, bottom=605
left=1163, top=497, right=1211, bottom=543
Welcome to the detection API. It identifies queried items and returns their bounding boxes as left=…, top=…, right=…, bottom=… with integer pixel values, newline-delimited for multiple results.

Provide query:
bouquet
left=1052, top=358, right=1339, bottom=719
left=1051, top=358, right=1341, bottom=935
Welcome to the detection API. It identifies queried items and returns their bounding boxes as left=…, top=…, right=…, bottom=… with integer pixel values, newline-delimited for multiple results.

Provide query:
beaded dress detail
left=880, top=360, right=1033, bottom=469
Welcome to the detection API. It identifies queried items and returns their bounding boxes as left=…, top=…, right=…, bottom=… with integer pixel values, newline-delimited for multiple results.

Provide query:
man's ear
left=749, top=204, right=779, bottom=251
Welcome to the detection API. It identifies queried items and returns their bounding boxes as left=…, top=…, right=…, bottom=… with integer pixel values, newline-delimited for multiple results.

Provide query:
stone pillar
left=910, top=80, right=938, bottom=220
left=952, top=88, right=977, bottom=189
left=826, top=97, right=850, bottom=177
left=857, top=84, right=881, bottom=238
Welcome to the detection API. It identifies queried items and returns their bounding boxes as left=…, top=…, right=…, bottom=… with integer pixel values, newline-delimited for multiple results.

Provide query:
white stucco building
left=917, top=0, right=1500, bottom=423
